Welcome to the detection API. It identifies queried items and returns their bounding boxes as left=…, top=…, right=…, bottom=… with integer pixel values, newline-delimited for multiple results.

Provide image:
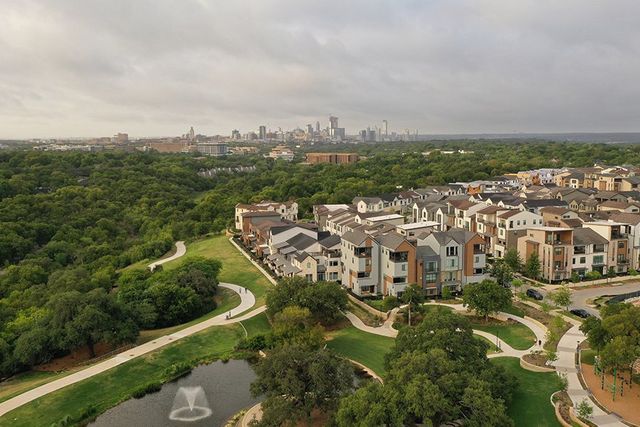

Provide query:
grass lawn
left=492, top=357, right=562, bottom=427
left=327, top=327, right=395, bottom=378
left=127, top=235, right=273, bottom=306
left=239, top=312, right=272, bottom=337
left=471, top=319, right=536, bottom=350
left=502, top=304, right=526, bottom=318
left=137, top=287, right=241, bottom=343
left=0, top=325, right=245, bottom=427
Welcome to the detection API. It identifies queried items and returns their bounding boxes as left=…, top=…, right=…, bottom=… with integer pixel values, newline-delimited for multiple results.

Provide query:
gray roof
left=376, top=232, right=408, bottom=250
left=523, top=199, right=569, bottom=208
left=287, top=233, right=318, bottom=250
left=295, top=251, right=312, bottom=262
left=573, top=228, right=608, bottom=246
left=342, top=230, right=369, bottom=245
left=318, top=234, right=341, bottom=248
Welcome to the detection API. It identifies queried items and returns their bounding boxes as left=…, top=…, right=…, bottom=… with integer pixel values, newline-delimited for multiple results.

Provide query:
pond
left=90, top=359, right=260, bottom=427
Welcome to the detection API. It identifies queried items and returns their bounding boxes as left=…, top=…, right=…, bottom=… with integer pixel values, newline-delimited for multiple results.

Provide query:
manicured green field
left=327, top=327, right=395, bottom=377
left=0, top=325, right=244, bottom=427
left=126, top=235, right=273, bottom=306
left=491, top=357, right=562, bottom=427
left=162, top=235, right=272, bottom=305
left=240, top=312, right=272, bottom=337
left=471, top=320, right=536, bottom=350
left=0, top=371, right=72, bottom=405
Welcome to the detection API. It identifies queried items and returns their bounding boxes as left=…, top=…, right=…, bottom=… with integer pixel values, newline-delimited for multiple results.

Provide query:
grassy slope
left=0, top=325, right=244, bottom=427
left=475, top=335, right=501, bottom=354
left=160, top=235, right=272, bottom=306
left=471, top=321, right=536, bottom=350
left=492, top=357, right=562, bottom=427
left=327, top=327, right=395, bottom=377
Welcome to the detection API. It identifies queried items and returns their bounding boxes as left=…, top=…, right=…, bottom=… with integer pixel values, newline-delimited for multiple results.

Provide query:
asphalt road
left=529, top=281, right=640, bottom=317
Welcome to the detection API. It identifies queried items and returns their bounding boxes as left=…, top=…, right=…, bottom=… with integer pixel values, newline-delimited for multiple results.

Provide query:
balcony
left=612, top=232, right=628, bottom=240
left=354, top=248, right=372, bottom=258
left=573, top=246, right=586, bottom=255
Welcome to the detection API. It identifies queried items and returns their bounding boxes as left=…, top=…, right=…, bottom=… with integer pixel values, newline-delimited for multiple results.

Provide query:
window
left=554, top=247, right=563, bottom=255
left=446, top=246, right=458, bottom=256
left=306, top=262, right=311, bottom=269
left=448, top=258, right=457, bottom=267
left=474, top=256, right=480, bottom=263
left=473, top=268, right=483, bottom=274
left=393, top=277, right=407, bottom=284
left=445, top=271, right=456, bottom=281
left=580, top=257, right=586, bottom=264
left=401, top=264, right=406, bottom=271
left=425, top=261, right=437, bottom=272
left=425, top=273, right=437, bottom=283
left=305, top=274, right=313, bottom=282
left=618, top=241, right=625, bottom=249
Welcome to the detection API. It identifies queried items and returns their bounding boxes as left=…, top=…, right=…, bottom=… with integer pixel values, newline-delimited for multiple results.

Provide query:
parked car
left=526, top=288, right=544, bottom=300
left=570, top=309, right=592, bottom=319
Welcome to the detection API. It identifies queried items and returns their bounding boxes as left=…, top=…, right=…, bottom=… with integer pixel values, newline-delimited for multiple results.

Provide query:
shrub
left=629, top=268, right=638, bottom=276
left=441, top=286, right=452, bottom=300
left=235, top=334, right=269, bottom=351
left=132, top=382, right=162, bottom=399
left=585, top=271, right=602, bottom=281
left=577, top=399, right=593, bottom=420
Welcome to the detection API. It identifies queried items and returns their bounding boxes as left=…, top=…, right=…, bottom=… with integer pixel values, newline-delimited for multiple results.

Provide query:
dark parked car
left=570, top=309, right=592, bottom=319
left=526, top=288, right=544, bottom=300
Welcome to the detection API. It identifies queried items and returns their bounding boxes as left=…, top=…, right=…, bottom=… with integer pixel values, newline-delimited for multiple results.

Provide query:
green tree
left=462, top=280, right=512, bottom=322
left=503, top=248, right=523, bottom=272
left=489, top=259, right=513, bottom=287
left=266, top=277, right=347, bottom=325
left=524, top=252, right=541, bottom=280
left=549, top=286, right=572, bottom=311
left=251, top=344, right=353, bottom=425
left=401, top=283, right=425, bottom=326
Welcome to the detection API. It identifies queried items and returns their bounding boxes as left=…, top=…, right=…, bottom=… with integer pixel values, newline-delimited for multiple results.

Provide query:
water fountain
left=168, top=386, right=212, bottom=422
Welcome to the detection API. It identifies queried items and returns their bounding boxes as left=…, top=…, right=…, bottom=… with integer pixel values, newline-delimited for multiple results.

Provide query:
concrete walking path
left=553, top=325, right=625, bottom=427
left=148, top=240, right=186, bottom=271
left=344, top=302, right=546, bottom=359
left=0, top=283, right=256, bottom=419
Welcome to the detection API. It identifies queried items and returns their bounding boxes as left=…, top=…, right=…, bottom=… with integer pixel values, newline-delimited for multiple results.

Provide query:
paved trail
left=148, top=241, right=186, bottom=271
left=0, top=283, right=257, bottom=419
left=344, top=301, right=546, bottom=359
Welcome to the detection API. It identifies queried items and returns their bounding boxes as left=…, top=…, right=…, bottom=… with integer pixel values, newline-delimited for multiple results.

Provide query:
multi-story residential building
left=377, top=233, right=417, bottom=296
left=583, top=221, right=631, bottom=274
left=353, top=197, right=385, bottom=213
left=234, top=200, right=298, bottom=230
left=598, top=201, right=640, bottom=213
left=495, top=210, right=544, bottom=258
left=447, top=199, right=482, bottom=230
left=571, top=228, right=608, bottom=277
left=540, top=207, right=582, bottom=228
left=305, top=152, right=359, bottom=164
left=416, top=229, right=489, bottom=296
left=609, top=213, right=640, bottom=270
left=313, top=204, right=351, bottom=230
left=517, top=227, right=574, bottom=282
left=341, top=230, right=380, bottom=296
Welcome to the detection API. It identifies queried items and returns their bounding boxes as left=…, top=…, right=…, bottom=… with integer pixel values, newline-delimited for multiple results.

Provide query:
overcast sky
left=1, top=0, right=639, bottom=138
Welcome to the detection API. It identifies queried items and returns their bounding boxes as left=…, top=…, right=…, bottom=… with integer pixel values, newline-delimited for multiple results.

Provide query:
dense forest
left=2, top=140, right=640, bottom=378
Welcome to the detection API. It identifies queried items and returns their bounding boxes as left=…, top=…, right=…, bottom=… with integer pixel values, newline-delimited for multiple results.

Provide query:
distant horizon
left=5, top=130, right=640, bottom=142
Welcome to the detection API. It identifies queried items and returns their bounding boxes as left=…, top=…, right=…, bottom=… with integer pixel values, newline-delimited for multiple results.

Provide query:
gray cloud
left=0, top=0, right=639, bottom=138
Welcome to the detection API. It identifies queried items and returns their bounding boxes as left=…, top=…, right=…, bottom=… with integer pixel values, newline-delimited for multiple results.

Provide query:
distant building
left=259, top=125, right=267, bottom=140
left=267, top=145, right=295, bottom=161
left=305, top=152, right=359, bottom=165
left=196, top=142, right=228, bottom=157
left=112, top=133, right=128, bottom=144
left=231, top=129, right=241, bottom=140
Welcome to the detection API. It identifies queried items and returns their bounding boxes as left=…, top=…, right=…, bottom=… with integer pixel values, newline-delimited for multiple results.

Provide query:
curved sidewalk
left=148, top=240, right=186, bottom=271
left=345, top=302, right=546, bottom=360
left=0, top=283, right=255, bottom=418
left=553, top=325, right=625, bottom=427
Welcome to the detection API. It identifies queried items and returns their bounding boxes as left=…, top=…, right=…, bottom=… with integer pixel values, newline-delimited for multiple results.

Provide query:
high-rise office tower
left=259, top=125, right=266, bottom=140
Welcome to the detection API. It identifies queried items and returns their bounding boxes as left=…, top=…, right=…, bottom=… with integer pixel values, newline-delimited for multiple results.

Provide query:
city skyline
left=2, top=1, right=640, bottom=138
